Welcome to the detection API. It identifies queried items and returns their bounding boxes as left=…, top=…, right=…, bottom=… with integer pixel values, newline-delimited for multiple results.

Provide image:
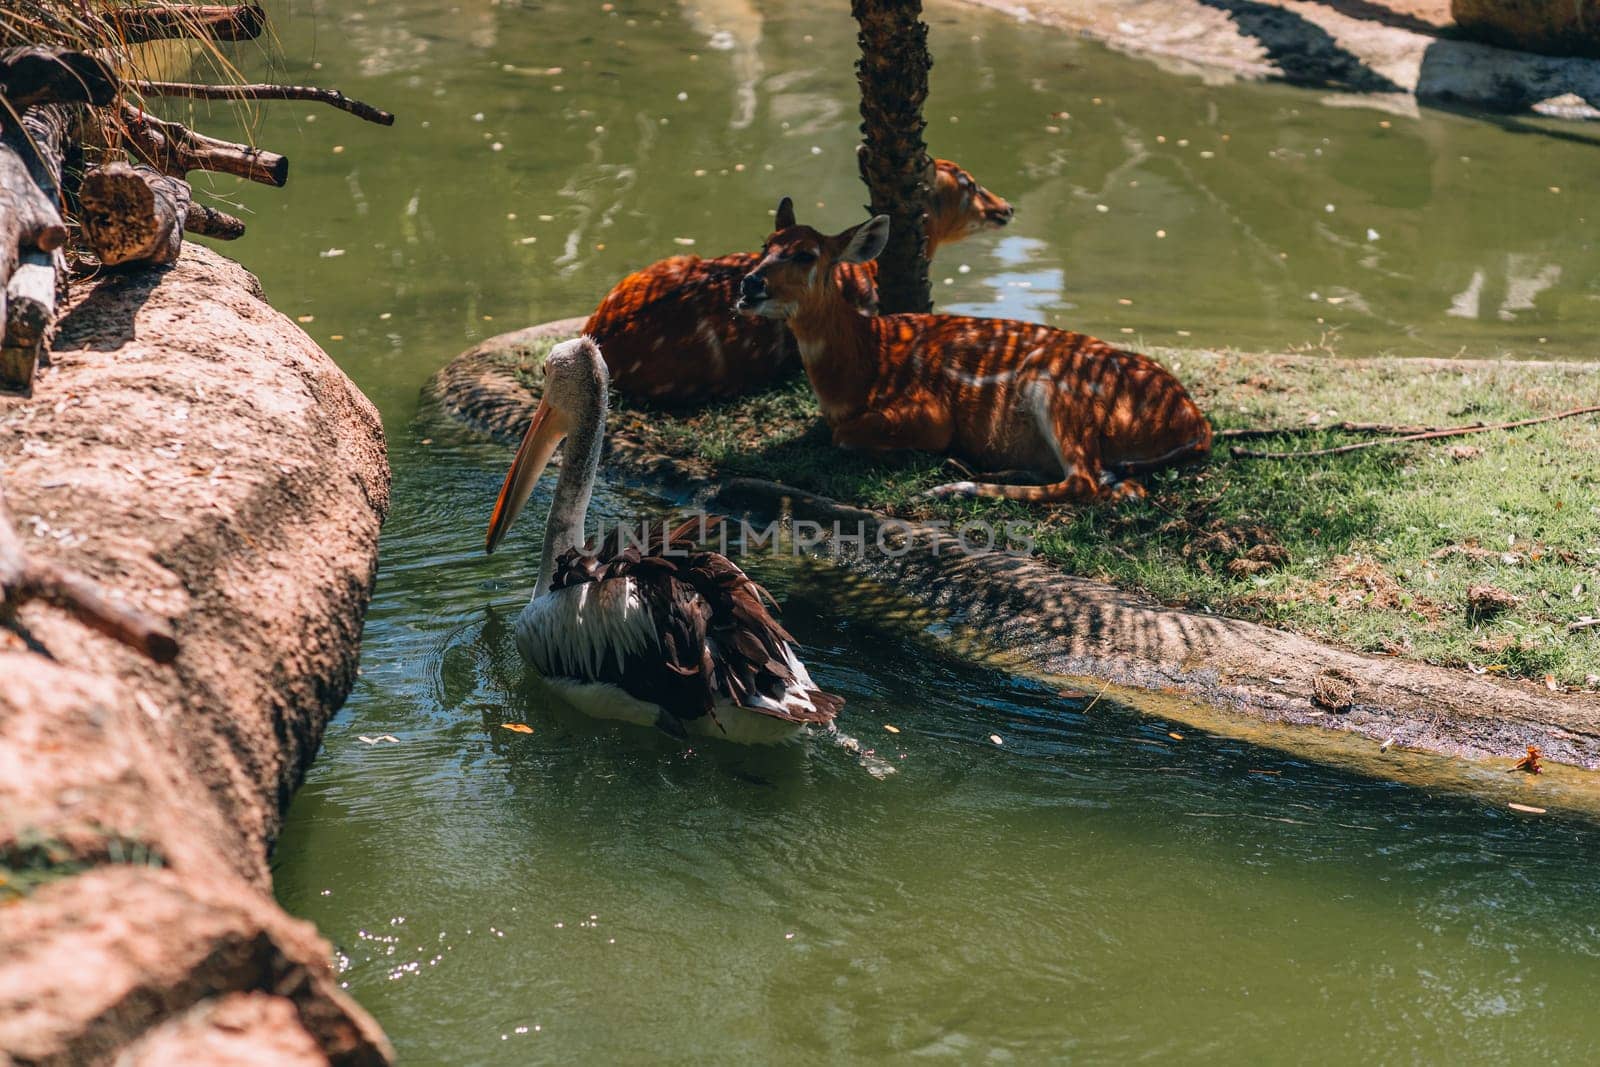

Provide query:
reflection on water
left=218, top=0, right=1600, bottom=1060
left=272, top=432, right=1600, bottom=1062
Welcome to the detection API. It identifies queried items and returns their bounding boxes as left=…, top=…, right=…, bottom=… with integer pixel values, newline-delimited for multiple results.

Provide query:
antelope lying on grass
left=734, top=201, right=1213, bottom=503
left=586, top=159, right=1012, bottom=407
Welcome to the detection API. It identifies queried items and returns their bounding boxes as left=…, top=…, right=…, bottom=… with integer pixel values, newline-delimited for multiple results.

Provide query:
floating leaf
left=501, top=723, right=534, bottom=734
left=1508, top=802, right=1546, bottom=814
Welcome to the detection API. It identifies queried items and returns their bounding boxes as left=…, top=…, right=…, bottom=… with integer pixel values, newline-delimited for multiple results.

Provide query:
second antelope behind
left=585, top=159, right=1012, bottom=407
left=735, top=200, right=1213, bottom=503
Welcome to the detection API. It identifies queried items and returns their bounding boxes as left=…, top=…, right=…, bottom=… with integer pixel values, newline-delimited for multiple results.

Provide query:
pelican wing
left=534, top=529, right=843, bottom=730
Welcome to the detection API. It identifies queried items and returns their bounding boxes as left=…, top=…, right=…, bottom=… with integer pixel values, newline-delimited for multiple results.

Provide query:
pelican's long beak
left=485, top=398, right=567, bottom=553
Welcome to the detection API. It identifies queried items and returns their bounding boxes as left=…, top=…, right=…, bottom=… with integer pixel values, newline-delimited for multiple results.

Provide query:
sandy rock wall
left=0, top=247, right=392, bottom=1064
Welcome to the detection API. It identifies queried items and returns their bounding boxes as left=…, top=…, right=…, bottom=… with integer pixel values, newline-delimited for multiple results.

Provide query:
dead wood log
left=119, top=103, right=288, bottom=187
left=0, top=47, right=117, bottom=113
left=101, top=3, right=267, bottom=45
left=132, top=80, right=396, bottom=126
left=78, top=162, right=192, bottom=266
left=1, top=104, right=72, bottom=391
left=0, top=484, right=179, bottom=663
left=184, top=201, right=245, bottom=240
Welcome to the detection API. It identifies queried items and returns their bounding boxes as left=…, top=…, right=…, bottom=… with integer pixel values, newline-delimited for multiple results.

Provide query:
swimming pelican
left=483, top=337, right=843, bottom=743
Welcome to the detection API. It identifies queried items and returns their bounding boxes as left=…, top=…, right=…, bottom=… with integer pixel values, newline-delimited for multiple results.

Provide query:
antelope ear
left=774, top=196, right=796, bottom=231
left=837, top=215, right=890, bottom=263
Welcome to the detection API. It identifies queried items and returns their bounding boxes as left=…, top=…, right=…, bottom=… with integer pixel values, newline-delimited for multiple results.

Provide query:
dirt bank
left=952, top=0, right=1600, bottom=120
left=0, top=248, right=393, bottom=1064
left=427, top=322, right=1600, bottom=775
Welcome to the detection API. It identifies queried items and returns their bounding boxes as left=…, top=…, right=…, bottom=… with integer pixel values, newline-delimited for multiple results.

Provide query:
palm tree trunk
left=852, top=0, right=934, bottom=315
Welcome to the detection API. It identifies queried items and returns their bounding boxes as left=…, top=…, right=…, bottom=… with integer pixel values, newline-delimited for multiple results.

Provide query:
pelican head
left=484, top=336, right=609, bottom=560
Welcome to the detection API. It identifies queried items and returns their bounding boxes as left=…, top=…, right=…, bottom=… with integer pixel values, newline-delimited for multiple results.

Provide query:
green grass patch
left=501, top=342, right=1600, bottom=687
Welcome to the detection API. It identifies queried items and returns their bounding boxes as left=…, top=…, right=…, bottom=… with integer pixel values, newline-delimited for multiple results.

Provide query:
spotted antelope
left=585, top=159, right=1012, bottom=408
left=734, top=202, right=1213, bottom=503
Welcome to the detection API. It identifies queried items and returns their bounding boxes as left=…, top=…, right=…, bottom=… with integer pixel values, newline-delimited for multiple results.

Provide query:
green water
left=193, top=0, right=1600, bottom=1060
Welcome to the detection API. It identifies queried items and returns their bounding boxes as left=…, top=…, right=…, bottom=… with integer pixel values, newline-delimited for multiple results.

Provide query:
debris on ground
left=1513, top=745, right=1543, bottom=774
left=1467, top=583, right=1519, bottom=621
left=1310, top=669, right=1357, bottom=712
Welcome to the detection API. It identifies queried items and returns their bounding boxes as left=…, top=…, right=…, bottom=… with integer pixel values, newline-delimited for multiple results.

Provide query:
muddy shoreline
left=427, top=319, right=1600, bottom=776
left=0, top=248, right=393, bottom=1065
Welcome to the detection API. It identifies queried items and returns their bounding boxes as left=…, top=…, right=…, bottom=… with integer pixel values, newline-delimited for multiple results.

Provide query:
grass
left=504, top=342, right=1600, bottom=688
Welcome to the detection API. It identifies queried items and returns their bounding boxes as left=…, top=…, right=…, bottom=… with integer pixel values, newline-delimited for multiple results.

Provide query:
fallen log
left=1, top=104, right=72, bottom=391
left=78, top=162, right=192, bottom=267
left=0, top=46, right=117, bottom=111
left=101, top=3, right=267, bottom=45
left=119, top=103, right=289, bottom=186
left=132, top=80, right=396, bottom=126
left=0, top=485, right=179, bottom=664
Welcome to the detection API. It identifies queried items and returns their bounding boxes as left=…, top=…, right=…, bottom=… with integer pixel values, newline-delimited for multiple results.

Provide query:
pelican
left=483, top=337, right=843, bottom=743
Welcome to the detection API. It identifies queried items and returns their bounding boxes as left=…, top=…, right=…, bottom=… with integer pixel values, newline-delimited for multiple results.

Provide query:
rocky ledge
left=0, top=247, right=392, bottom=1065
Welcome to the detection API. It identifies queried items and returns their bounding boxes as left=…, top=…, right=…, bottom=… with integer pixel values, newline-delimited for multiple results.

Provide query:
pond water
left=195, top=0, right=1600, bottom=1059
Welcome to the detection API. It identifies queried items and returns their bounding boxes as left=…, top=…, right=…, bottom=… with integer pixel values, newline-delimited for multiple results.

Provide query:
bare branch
left=132, top=80, right=396, bottom=126
left=185, top=202, right=245, bottom=240
left=0, top=487, right=179, bottom=663
left=120, top=103, right=288, bottom=187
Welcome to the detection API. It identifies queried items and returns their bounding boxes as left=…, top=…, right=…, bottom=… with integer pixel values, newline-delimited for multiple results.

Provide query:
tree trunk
left=852, top=0, right=935, bottom=315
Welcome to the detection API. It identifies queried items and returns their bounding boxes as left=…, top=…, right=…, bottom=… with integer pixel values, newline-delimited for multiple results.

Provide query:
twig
left=1216, top=420, right=1433, bottom=441
left=1230, top=406, right=1600, bottom=460
left=131, top=81, right=396, bottom=126
left=0, top=487, right=178, bottom=663
left=1568, top=617, right=1600, bottom=633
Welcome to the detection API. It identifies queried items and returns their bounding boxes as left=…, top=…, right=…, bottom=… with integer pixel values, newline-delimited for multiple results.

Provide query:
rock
left=958, top=0, right=1600, bottom=121
left=0, top=246, right=392, bottom=1063
left=1452, top=0, right=1600, bottom=58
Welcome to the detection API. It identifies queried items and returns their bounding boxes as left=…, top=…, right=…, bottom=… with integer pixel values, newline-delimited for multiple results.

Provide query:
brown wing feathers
left=546, top=519, right=841, bottom=728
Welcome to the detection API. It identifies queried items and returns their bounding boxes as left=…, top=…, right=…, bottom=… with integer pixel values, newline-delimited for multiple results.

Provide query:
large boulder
left=1453, top=0, right=1600, bottom=57
left=0, top=246, right=392, bottom=1064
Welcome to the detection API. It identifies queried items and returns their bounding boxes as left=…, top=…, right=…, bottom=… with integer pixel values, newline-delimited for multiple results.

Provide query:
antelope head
left=929, top=159, right=1013, bottom=247
left=735, top=198, right=891, bottom=320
